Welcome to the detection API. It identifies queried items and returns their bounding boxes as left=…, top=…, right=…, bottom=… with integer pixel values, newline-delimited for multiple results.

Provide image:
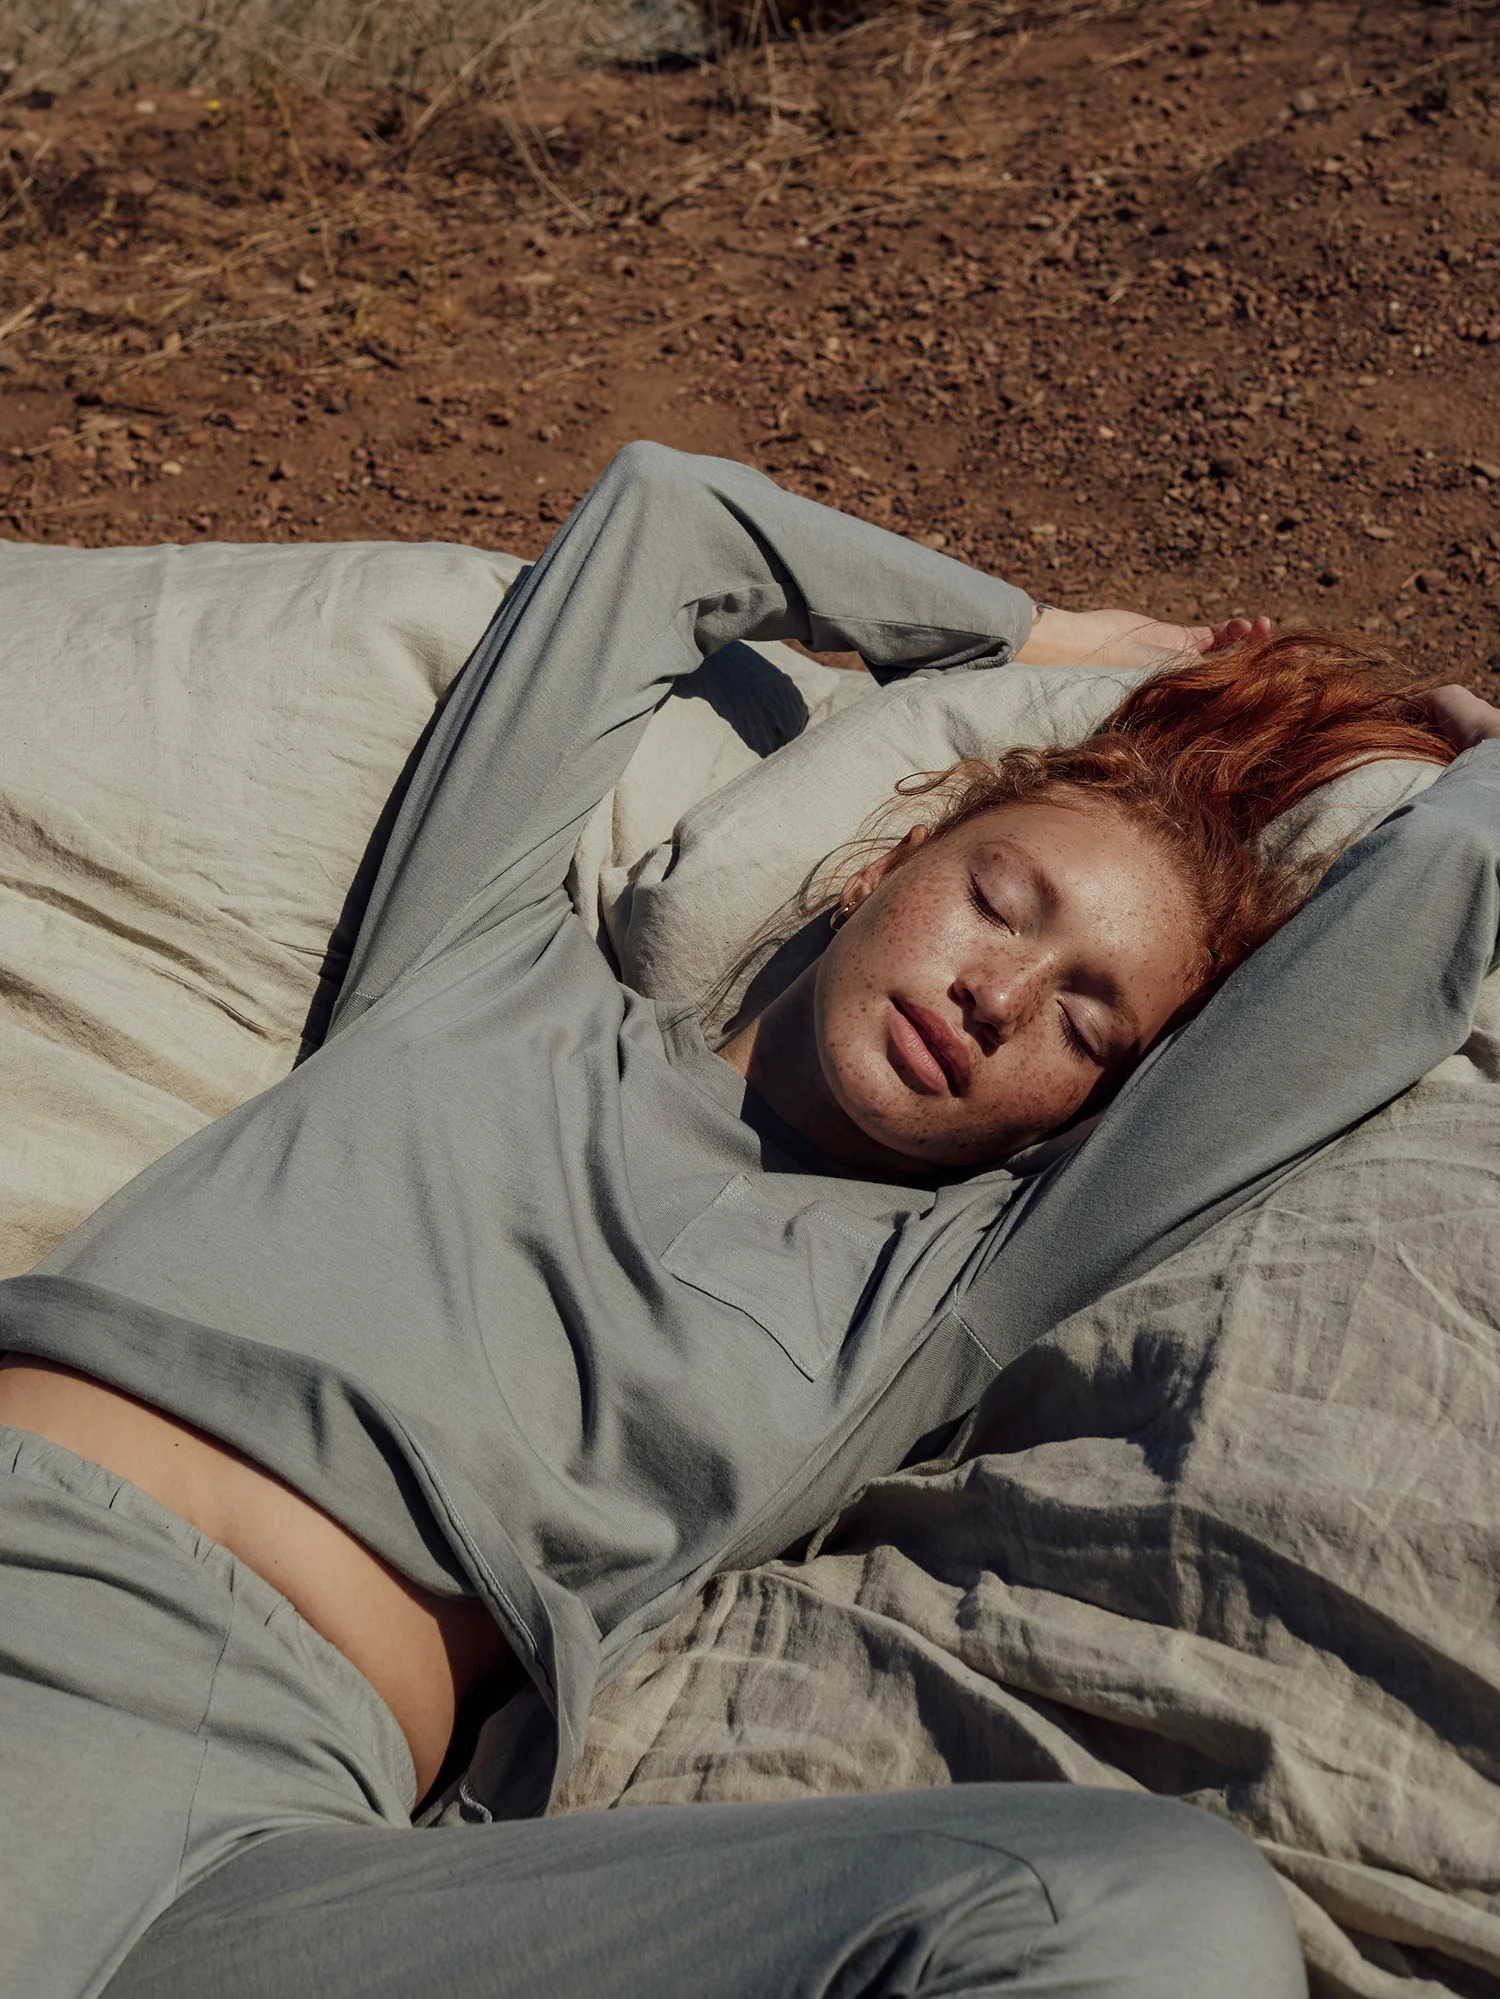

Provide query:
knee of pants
left=1017, top=1796, right=1309, bottom=1999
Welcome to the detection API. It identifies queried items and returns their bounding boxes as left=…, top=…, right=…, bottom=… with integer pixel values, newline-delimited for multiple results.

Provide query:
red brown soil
left=2, top=1, right=1498, bottom=682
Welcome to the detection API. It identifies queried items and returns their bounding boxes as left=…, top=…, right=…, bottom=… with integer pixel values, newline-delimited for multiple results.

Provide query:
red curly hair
left=888, top=631, right=1454, bottom=996
left=707, top=632, right=1456, bottom=1044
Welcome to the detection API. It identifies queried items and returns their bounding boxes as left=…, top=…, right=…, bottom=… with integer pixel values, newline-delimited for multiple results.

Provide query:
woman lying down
left=2, top=443, right=1497, bottom=1999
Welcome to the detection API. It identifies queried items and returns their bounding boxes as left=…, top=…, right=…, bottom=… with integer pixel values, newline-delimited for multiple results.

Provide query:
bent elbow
left=602, top=437, right=698, bottom=504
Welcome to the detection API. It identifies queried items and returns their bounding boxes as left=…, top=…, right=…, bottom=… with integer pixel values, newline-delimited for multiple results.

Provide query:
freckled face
left=812, top=793, right=1206, bottom=1168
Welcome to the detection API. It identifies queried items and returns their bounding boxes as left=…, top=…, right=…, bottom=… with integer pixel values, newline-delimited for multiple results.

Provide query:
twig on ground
left=394, top=0, right=550, bottom=163
left=497, top=104, right=596, bottom=229
left=0, top=293, right=47, bottom=343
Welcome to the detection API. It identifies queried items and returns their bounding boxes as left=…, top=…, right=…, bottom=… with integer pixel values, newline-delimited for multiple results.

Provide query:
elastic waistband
left=0, top=1420, right=419, bottom=1807
left=0, top=1420, right=222, bottom=1565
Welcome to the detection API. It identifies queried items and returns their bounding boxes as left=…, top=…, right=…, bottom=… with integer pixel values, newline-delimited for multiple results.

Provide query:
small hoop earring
left=829, top=901, right=850, bottom=934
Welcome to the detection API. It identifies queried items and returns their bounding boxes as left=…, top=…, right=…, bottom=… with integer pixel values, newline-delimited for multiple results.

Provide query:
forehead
left=950, top=795, right=1203, bottom=976
left=954, top=792, right=1169, bottom=879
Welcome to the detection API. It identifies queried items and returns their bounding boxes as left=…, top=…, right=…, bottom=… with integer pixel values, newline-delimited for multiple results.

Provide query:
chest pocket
left=662, top=1174, right=893, bottom=1381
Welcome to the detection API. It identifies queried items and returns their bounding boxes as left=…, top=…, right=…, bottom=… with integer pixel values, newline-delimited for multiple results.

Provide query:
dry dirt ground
left=2, top=0, right=1498, bottom=681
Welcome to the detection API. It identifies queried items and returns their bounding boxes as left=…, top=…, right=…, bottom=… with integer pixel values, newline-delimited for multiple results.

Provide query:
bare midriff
left=0, top=1355, right=511, bottom=1801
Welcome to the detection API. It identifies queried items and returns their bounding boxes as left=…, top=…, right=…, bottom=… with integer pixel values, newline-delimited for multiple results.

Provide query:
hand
left=1422, top=683, right=1500, bottom=750
left=1197, top=615, right=1273, bottom=655
left=1014, top=606, right=1271, bottom=674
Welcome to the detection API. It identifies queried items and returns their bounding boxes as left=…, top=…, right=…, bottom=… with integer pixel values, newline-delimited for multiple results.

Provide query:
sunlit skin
left=721, top=792, right=1207, bottom=1174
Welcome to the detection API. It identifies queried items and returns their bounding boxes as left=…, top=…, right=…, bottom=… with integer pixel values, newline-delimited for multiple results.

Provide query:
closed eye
left=968, top=877, right=1011, bottom=931
left=1058, top=1005, right=1103, bottom=1066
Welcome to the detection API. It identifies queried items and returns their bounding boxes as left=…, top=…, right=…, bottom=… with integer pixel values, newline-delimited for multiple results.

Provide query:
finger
left=1205, top=615, right=1272, bottom=654
left=1200, top=619, right=1246, bottom=654
left=1421, top=684, right=1497, bottom=749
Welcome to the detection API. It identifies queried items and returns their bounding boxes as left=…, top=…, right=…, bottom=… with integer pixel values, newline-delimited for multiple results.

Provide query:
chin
left=834, top=1064, right=983, bottom=1168
left=822, top=1030, right=907, bottom=1136
left=843, top=1074, right=1039, bottom=1171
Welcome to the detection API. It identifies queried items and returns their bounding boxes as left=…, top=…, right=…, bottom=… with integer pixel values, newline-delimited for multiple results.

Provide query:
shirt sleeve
left=331, top=442, right=1034, bottom=1031
left=955, top=739, right=1500, bottom=1366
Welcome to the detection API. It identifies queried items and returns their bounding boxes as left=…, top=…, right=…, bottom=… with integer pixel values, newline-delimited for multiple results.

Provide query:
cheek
left=1129, top=956, right=1202, bottom=1042
left=857, top=872, right=972, bottom=976
left=813, top=937, right=893, bottom=1093
left=821, top=894, right=926, bottom=1024
left=813, top=912, right=947, bottom=1127
left=979, top=1028, right=1090, bottom=1130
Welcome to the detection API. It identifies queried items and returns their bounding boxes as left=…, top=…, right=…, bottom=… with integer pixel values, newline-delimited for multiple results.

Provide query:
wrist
left=1013, top=604, right=1073, bottom=667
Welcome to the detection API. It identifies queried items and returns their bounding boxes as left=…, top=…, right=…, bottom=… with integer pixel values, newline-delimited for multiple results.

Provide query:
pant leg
left=107, top=1785, right=1305, bottom=1999
left=0, top=1427, right=413, bottom=1999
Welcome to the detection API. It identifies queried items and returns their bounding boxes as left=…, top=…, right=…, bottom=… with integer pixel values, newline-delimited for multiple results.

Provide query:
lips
left=889, top=999, right=972, bottom=1096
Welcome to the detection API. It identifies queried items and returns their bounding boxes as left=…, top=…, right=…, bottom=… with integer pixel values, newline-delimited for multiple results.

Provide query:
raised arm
left=1016, top=607, right=1270, bottom=673
left=957, top=729, right=1500, bottom=1368
left=330, top=442, right=1034, bottom=1031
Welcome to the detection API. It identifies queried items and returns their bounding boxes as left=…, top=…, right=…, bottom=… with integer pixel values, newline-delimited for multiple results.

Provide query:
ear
left=844, top=824, right=932, bottom=911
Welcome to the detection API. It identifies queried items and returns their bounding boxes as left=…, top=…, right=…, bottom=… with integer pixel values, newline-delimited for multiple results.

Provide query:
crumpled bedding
left=3, top=537, right=1495, bottom=1998
left=0, top=538, right=523, bottom=1272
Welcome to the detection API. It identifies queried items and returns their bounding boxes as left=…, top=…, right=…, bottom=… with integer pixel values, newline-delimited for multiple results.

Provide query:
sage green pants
left=0, top=1425, right=1305, bottom=1999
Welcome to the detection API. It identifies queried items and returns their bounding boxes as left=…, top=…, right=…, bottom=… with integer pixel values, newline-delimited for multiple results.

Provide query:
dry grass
left=0, top=0, right=1123, bottom=104
left=0, top=0, right=947, bottom=104
left=0, top=0, right=1151, bottom=275
left=0, top=0, right=693, bottom=103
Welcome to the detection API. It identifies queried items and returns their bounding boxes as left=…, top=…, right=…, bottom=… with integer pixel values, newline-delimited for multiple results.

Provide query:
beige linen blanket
left=3, top=539, right=1495, bottom=1999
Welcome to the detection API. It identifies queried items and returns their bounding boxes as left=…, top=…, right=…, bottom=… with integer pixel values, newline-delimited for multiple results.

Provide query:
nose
left=953, top=948, right=1050, bottom=1051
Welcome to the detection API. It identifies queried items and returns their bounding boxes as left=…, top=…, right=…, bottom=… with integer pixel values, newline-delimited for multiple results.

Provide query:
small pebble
left=1208, top=453, right=1239, bottom=481
left=1415, top=569, right=1447, bottom=594
left=1317, top=566, right=1340, bottom=587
